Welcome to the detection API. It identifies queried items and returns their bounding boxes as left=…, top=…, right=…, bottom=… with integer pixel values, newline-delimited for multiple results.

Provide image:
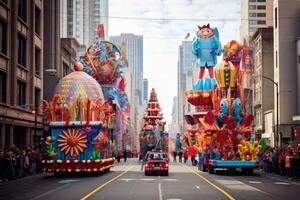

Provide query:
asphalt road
left=0, top=159, right=299, bottom=200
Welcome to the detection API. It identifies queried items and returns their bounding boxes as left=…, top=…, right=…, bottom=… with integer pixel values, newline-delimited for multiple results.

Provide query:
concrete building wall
left=273, top=0, right=300, bottom=142
left=297, top=36, right=300, bottom=115
left=240, top=0, right=274, bottom=40
left=0, top=0, right=44, bottom=148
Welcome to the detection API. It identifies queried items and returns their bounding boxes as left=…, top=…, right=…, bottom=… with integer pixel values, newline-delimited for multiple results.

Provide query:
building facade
left=60, top=0, right=109, bottom=46
left=177, top=41, right=195, bottom=133
left=240, top=0, right=273, bottom=40
left=251, top=28, right=274, bottom=146
left=110, top=33, right=144, bottom=151
left=0, top=0, right=44, bottom=148
left=143, top=78, right=148, bottom=104
left=273, top=0, right=300, bottom=145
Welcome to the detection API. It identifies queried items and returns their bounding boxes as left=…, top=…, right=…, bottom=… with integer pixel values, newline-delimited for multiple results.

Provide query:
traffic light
left=292, top=127, right=299, bottom=140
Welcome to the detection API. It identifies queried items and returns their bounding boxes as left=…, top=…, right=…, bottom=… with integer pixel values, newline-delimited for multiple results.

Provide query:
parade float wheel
left=241, top=167, right=253, bottom=175
left=208, top=166, right=215, bottom=174
left=145, top=171, right=149, bottom=176
left=228, top=167, right=236, bottom=175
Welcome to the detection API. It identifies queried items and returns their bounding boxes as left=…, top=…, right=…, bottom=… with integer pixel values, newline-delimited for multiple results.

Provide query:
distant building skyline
left=60, top=0, right=109, bottom=46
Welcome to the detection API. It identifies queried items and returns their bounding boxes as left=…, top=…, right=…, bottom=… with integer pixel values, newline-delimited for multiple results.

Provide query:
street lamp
left=31, top=107, right=37, bottom=145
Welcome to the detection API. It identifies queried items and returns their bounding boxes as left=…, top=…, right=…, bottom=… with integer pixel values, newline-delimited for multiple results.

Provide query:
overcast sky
left=109, top=0, right=241, bottom=125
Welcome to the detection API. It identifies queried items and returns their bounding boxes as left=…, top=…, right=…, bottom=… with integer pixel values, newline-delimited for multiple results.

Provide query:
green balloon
left=259, top=138, right=267, bottom=152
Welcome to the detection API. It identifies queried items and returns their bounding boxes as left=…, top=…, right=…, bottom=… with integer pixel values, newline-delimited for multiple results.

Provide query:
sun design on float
left=57, top=129, right=87, bottom=157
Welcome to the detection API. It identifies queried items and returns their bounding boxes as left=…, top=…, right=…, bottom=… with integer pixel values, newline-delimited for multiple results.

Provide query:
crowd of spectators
left=0, top=145, right=43, bottom=182
left=261, top=145, right=300, bottom=180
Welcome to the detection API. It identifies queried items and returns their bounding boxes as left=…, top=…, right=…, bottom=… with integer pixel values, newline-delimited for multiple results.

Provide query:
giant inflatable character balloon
left=192, top=24, right=222, bottom=79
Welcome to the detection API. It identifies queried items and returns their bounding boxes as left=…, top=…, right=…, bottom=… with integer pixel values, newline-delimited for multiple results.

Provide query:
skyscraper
left=240, top=0, right=273, bottom=40
left=143, top=78, right=148, bottom=104
left=110, top=33, right=144, bottom=150
left=273, top=0, right=300, bottom=145
left=177, top=41, right=195, bottom=133
left=60, top=0, right=109, bottom=46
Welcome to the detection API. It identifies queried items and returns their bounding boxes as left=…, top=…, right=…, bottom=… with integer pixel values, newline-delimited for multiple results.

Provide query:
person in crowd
left=279, top=149, right=286, bottom=176
left=123, top=149, right=128, bottom=162
left=173, top=151, right=177, bottom=162
left=183, top=150, right=188, bottom=163
left=178, top=151, right=183, bottom=163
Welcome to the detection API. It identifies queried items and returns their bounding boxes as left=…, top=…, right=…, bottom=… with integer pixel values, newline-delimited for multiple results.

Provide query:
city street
left=0, top=159, right=299, bottom=200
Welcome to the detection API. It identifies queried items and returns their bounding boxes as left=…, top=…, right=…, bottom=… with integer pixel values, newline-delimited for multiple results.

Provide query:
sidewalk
left=255, top=169, right=300, bottom=184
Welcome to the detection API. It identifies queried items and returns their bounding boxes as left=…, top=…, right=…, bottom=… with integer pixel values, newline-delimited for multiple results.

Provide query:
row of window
left=249, top=20, right=266, bottom=25
left=249, top=5, right=266, bottom=10
left=0, top=20, right=41, bottom=75
left=249, top=12, right=266, bottom=17
left=0, top=70, right=41, bottom=107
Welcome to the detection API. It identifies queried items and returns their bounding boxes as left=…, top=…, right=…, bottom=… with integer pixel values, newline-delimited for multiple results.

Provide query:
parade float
left=184, top=24, right=261, bottom=175
left=140, top=88, right=169, bottom=157
left=41, top=25, right=129, bottom=174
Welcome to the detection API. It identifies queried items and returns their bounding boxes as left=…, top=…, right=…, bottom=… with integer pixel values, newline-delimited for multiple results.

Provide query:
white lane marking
left=158, top=182, right=163, bottom=200
left=195, top=185, right=201, bottom=190
left=274, top=182, right=290, bottom=185
left=162, top=179, right=178, bottom=181
left=249, top=181, right=262, bottom=184
left=269, top=176, right=300, bottom=186
left=291, top=181, right=300, bottom=186
left=119, top=178, right=136, bottom=182
left=140, top=178, right=156, bottom=181
left=215, top=179, right=270, bottom=195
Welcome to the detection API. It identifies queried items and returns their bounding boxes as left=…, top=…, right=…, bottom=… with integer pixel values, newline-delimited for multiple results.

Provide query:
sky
left=109, top=0, right=241, bottom=125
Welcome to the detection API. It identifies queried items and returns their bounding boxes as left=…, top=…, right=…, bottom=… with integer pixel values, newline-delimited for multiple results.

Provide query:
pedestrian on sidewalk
left=178, top=151, right=183, bottom=163
left=285, top=151, right=292, bottom=180
left=123, top=149, right=127, bottom=162
left=279, top=150, right=286, bottom=176
left=183, top=150, right=188, bottom=163
left=173, top=151, right=177, bottom=162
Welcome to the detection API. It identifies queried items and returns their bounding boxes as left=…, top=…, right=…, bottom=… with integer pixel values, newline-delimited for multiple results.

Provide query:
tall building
left=60, top=0, right=109, bottom=46
left=251, top=28, right=274, bottom=146
left=44, top=0, right=79, bottom=101
left=143, top=78, right=148, bottom=104
left=273, top=0, right=300, bottom=145
left=240, top=0, right=273, bottom=40
left=0, top=0, right=44, bottom=148
left=177, top=41, right=195, bottom=133
left=110, top=33, right=144, bottom=150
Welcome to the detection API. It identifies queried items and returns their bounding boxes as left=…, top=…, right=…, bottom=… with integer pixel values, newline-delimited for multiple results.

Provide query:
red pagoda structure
left=140, top=88, right=168, bottom=156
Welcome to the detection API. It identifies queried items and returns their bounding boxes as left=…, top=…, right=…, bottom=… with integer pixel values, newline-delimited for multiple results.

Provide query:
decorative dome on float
left=53, top=63, right=104, bottom=100
left=214, top=61, right=237, bottom=89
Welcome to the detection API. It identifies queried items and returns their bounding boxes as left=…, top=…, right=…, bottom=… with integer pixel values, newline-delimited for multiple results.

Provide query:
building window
left=249, top=20, right=257, bottom=24
left=249, top=5, right=256, bottom=10
left=35, top=47, right=41, bottom=75
left=18, top=0, right=27, bottom=22
left=257, top=13, right=266, bottom=17
left=34, top=88, right=40, bottom=108
left=249, top=27, right=257, bottom=32
left=249, top=13, right=257, bottom=17
left=0, top=71, right=6, bottom=103
left=275, top=8, right=278, bottom=28
left=17, top=80, right=26, bottom=106
left=35, top=6, right=41, bottom=36
left=257, top=20, right=266, bottom=24
left=0, top=19, right=7, bottom=55
left=63, top=62, right=69, bottom=76
left=257, top=0, right=266, bottom=2
left=257, top=5, right=266, bottom=10
left=249, top=0, right=256, bottom=2
left=18, top=34, right=26, bottom=67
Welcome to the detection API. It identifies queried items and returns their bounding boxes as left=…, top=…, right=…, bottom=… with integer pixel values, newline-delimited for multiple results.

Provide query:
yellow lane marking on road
left=81, top=166, right=133, bottom=200
left=184, top=165, right=235, bottom=200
